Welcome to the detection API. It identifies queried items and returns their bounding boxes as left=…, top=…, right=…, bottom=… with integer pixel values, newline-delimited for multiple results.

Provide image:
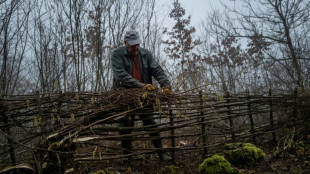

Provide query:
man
left=111, top=30, right=172, bottom=161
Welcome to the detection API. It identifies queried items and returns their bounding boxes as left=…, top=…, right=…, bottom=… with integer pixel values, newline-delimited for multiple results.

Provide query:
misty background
left=1, top=0, right=309, bottom=95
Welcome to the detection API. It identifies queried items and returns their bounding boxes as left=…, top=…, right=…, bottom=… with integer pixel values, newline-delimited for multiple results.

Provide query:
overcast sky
left=178, top=0, right=221, bottom=24
left=158, top=0, right=240, bottom=28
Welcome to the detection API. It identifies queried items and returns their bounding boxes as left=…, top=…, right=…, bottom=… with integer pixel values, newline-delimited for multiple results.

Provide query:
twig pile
left=0, top=88, right=309, bottom=172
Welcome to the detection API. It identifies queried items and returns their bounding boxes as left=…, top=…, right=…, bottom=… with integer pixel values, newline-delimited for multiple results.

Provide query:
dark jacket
left=111, top=46, right=170, bottom=88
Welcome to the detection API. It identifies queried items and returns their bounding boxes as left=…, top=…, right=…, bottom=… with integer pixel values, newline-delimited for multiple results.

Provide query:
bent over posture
left=111, top=30, right=172, bottom=161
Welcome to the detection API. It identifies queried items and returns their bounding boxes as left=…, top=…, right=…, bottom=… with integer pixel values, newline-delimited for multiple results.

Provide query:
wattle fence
left=0, top=88, right=309, bottom=172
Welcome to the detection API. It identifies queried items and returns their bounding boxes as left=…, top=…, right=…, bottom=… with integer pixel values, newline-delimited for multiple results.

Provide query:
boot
left=121, top=139, right=132, bottom=154
left=151, top=136, right=171, bottom=161
left=159, top=153, right=171, bottom=161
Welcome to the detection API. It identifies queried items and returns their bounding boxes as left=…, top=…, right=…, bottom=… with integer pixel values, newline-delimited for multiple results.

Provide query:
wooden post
left=269, top=89, right=276, bottom=143
left=246, top=89, right=256, bottom=143
left=56, top=90, right=62, bottom=127
left=36, top=91, right=44, bottom=134
left=226, top=92, right=235, bottom=142
left=293, top=88, right=298, bottom=120
left=169, top=108, right=175, bottom=161
left=0, top=99, right=16, bottom=165
left=199, top=91, right=208, bottom=156
left=299, top=79, right=304, bottom=92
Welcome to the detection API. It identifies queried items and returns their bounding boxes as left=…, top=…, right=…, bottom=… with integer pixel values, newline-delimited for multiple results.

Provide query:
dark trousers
left=119, top=114, right=162, bottom=154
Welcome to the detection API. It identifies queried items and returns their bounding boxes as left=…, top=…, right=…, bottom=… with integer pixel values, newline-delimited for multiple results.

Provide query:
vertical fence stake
left=246, top=89, right=256, bottom=143
left=36, top=91, right=44, bottom=134
left=56, top=90, right=62, bottom=127
left=0, top=99, right=16, bottom=165
left=299, top=79, right=304, bottom=92
left=226, top=92, right=235, bottom=142
left=199, top=91, right=208, bottom=156
left=293, top=88, right=298, bottom=120
left=269, top=89, right=276, bottom=143
left=169, top=107, right=175, bottom=161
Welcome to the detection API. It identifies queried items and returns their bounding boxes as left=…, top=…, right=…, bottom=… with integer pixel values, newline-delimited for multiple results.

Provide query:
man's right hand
left=143, top=84, right=158, bottom=91
left=163, top=87, right=174, bottom=95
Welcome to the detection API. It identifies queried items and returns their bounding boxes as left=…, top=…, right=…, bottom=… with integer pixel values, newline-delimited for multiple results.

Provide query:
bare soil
left=77, top=141, right=310, bottom=174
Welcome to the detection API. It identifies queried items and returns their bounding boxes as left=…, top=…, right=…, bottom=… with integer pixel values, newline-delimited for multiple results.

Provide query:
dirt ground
left=78, top=141, right=310, bottom=174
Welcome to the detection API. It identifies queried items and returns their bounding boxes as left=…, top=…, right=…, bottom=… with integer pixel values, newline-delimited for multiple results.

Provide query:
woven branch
left=0, top=88, right=309, bottom=168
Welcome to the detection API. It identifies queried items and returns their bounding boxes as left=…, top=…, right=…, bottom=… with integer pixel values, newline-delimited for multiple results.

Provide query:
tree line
left=1, top=0, right=309, bottom=95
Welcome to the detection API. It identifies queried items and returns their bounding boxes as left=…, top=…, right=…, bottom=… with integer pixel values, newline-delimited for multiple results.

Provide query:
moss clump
left=287, top=140, right=307, bottom=155
left=90, top=170, right=106, bottom=174
left=166, top=165, right=182, bottom=174
left=199, top=155, right=240, bottom=174
left=225, top=143, right=255, bottom=150
left=224, top=143, right=266, bottom=166
left=273, top=150, right=281, bottom=158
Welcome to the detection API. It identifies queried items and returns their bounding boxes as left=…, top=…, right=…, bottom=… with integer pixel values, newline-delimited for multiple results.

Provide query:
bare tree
left=200, top=10, right=273, bottom=93
left=84, top=1, right=108, bottom=91
left=0, top=1, right=34, bottom=95
left=59, top=0, right=87, bottom=92
left=163, top=0, right=201, bottom=92
left=215, top=0, right=310, bottom=89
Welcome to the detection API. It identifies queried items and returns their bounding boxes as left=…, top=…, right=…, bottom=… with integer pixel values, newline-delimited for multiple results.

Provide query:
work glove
left=143, top=84, right=158, bottom=91
left=162, top=87, right=174, bottom=95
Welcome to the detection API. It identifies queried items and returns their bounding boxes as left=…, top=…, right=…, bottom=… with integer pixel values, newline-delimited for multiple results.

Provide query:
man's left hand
left=143, top=84, right=158, bottom=91
left=163, top=87, right=174, bottom=95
